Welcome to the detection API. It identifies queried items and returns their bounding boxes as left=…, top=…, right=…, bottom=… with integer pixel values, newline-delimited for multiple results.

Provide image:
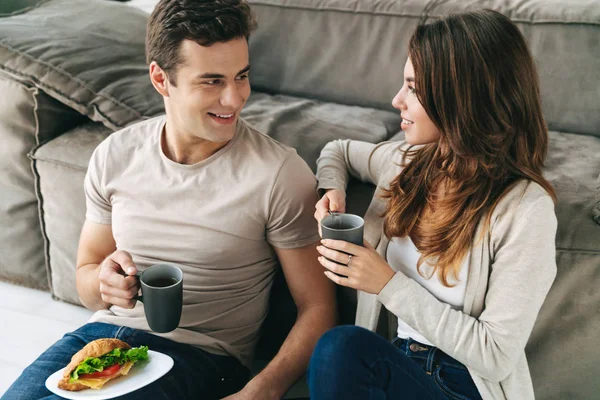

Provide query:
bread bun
left=57, top=338, right=131, bottom=391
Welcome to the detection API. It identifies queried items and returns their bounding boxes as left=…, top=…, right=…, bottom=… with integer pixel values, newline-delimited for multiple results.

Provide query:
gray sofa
left=1, top=0, right=599, bottom=398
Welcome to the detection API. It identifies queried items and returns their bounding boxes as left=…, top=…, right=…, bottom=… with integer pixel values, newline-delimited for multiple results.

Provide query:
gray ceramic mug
left=134, top=264, right=183, bottom=333
left=320, top=213, right=365, bottom=246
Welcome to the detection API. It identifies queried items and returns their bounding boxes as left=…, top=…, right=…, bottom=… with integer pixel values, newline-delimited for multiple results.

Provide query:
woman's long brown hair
left=382, top=9, right=556, bottom=286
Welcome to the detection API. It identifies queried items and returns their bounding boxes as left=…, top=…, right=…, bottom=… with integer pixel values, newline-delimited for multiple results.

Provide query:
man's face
left=163, top=38, right=251, bottom=143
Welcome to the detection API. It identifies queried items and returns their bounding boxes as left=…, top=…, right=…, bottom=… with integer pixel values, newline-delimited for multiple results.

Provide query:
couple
left=5, top=1, right=556, bottom=399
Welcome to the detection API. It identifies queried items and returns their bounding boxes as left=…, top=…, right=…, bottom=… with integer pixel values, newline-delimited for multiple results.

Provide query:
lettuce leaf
left=70, top=345, right=149, bottom=382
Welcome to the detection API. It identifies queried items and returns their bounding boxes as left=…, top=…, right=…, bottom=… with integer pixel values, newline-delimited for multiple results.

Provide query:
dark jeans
left=2, top=322, right=249, bottom=400
left=308, top=325, right=483, bottom=400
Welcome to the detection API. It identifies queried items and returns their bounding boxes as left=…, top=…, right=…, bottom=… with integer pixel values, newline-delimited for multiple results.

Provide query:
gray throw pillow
left=0, top=0, right=164, bottom=130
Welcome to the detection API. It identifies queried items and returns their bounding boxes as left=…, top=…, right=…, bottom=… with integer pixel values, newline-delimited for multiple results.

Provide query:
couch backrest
left=248, top=0, right=600, bottom=137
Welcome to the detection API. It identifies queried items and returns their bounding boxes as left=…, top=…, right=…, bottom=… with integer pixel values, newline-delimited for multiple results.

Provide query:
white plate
left=45, top=350, right=174, bottom=400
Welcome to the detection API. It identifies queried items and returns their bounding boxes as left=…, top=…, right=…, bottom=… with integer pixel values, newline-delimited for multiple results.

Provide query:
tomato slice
left=79, top=363, right=121, bottom=379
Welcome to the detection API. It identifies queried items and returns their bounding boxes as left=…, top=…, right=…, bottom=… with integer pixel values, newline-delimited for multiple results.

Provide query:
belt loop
left=426, top=347, right=438, bottom=375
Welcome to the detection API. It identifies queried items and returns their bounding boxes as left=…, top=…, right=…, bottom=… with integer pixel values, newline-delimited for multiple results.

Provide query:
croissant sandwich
left=57, top=338, right=149, bottom=391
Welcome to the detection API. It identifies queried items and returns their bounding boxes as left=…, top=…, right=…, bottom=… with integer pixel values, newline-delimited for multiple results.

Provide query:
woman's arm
left=316, top=139, right=408, bottom=194
left=378, top=194, right=557, bottom=382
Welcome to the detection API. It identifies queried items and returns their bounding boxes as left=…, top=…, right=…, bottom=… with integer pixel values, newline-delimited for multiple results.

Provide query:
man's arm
left=240, top=241, right=337, bottom=399
left=76, top=220, right=138, bottom=311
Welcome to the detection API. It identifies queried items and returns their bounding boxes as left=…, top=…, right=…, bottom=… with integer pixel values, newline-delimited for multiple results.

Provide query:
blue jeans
left=308, top=326, right=483, bottom=400
left=2, top=322, right=249, bottom=400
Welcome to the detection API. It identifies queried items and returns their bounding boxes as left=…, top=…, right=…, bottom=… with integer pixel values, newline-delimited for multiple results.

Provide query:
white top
left=386, top=235, right=469, bottom=346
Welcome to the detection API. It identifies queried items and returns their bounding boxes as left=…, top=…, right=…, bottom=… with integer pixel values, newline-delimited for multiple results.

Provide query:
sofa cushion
left=0, top=73, right=84, bottom=290
left=31, top=122, right=112, bottom=304
left=248, top=0, right=600, bottom=137
left=241, top=92, right=400, bottom=171
left=544, top=131, right=600, bottom=250
left=0, top=0, right=164, bottom=131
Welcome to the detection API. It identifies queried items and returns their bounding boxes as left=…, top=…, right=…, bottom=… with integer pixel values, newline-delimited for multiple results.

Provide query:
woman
left=308, top=9, right=557, bottom=400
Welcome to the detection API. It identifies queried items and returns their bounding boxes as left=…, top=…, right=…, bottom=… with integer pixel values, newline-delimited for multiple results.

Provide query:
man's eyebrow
left=196, top=72, right=225, bottom=79
left=237, top=64, right=251, bottom=75
left=193, top=65, right=251, bottom=80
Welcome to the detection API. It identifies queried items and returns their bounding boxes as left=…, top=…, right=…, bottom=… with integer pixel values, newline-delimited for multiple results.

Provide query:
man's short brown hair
left=146, top=0, right=257, bottom=85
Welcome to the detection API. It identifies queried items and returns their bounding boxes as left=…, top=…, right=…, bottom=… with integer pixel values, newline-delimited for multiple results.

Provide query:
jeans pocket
left=433, top=365, right=478, bottom=400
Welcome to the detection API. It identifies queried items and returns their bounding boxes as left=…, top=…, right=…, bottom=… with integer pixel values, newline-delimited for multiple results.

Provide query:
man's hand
left=76, top=220, right=138, bottom=311
left=98, top=250, right=140, bottom=309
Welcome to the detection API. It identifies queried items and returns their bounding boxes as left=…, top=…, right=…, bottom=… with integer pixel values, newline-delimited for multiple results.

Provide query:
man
left=4, top=0, right=336, bottom=399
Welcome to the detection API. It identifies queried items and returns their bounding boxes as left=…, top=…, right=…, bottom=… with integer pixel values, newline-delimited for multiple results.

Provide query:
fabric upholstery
left=544, top=131, right=600, bottom=241
left=31, top=122, right=112, bottom=303
left=248, top=0, right=600, bottom=137
left=527, top=251, right=600, bottom=399
left=241, top=92, right=399, bottom=171
left=0, top=74, right=83, bottom=290
left=0, top=0, right=164, bottom=130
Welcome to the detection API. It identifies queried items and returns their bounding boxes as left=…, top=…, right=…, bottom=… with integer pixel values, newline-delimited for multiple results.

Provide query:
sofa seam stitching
left=249, top=2, right=600, bottom=26
left=28, top=144, right=54, bottom=293
left=29, top=156, right=88, bottom=172
left=556, top=248, right=600, bottom=255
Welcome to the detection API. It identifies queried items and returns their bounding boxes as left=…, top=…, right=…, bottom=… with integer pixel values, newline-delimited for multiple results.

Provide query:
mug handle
left=132, top=271, right=143, bottom=302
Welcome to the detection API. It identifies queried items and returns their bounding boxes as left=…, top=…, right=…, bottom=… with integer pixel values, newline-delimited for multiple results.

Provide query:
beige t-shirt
left=86, top=116, right=320, bottom=368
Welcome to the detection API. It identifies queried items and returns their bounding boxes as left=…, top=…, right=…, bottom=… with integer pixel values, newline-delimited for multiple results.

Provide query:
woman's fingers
left=320, top=238, right=363, bottom=256
left=317, top=245, right=352, bottom=265
left=327, top=190, right=346, bottom=213
left=318, top=256, right=351, bottom=277
left=314, top=208, right=328, bottom=224
left=314, top=197, right=330, bottom=223
left=315, top=190, right=347, bottom=224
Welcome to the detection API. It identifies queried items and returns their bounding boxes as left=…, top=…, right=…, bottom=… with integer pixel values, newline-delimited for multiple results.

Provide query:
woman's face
left=392, top=58, right=441, bottom=145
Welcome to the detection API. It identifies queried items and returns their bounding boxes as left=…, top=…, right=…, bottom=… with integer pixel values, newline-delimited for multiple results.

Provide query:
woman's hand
left=314, top=189, right=346, bottom=224
left=317, top=239, right=396, bottom=294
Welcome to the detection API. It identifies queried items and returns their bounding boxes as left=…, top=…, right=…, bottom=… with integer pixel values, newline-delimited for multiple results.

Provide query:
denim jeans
left=2, top=322, right=249, bottom=400
left=308, top=325, right=482, bottom=400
